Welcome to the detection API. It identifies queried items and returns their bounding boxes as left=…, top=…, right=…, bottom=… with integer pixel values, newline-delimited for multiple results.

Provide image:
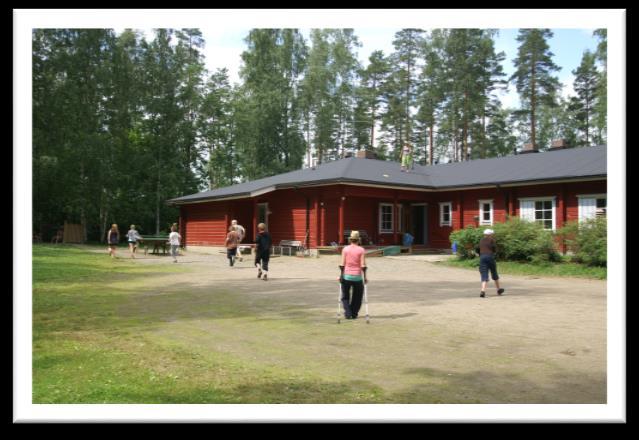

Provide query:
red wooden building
left=168, top=144, right=607, bottom=250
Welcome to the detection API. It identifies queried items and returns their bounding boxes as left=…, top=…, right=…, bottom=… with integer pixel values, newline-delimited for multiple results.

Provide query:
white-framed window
left=577, top=194, right=607, bottom=222
left=519, top=197, right=556, bottom=231
left=478, top=199, right=494, bottom=225
left=379, top=203, right=394, bottom=233
left=439, top=202, right=452, bottom=227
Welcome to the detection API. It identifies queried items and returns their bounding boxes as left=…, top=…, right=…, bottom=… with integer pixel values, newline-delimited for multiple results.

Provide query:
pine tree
left=593, top=29, right=607, bottom=145
left=358, top=50, right=391, bottom=152
left=416, top=30, right=446, bottom=165
left=572, top=50, right=599, bottom=146
left=388, top=29, right=425, bottom=156
left=510, top=29, right=562, bottom=149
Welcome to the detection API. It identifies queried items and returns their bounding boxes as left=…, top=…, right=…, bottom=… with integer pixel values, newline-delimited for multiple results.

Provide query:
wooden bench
left=343, top=229, right=371, bottom=245
left=273, top=240, right=304, bottom=256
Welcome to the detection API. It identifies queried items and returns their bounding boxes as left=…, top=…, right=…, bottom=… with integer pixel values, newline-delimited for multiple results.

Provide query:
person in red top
left=339, top=230, right=367, bottom=319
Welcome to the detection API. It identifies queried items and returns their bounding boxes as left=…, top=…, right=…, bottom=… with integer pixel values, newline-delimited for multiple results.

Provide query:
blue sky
left=198, top=28, right=601, bottom=109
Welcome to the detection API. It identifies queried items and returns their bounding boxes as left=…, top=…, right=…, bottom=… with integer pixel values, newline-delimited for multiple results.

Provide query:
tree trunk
left=406, top=61, right=411, bottom=144
left=481, top=106, right=487, bottom=158
left=429, top=122, right=434, bottom=165
left=530, top=57, right=537, bottom=147
left=79, top=160, right=87, bottom=243
left=463, top=90, right=469, bottom=161
left=156, top=149, right=162, bottom=235
left=370, top=79, right=377, bottom=151
left=585, top=95, right=590, bottom=146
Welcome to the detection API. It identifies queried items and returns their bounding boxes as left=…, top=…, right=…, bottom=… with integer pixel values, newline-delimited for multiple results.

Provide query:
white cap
left=483, top=229, right=494, bottom=235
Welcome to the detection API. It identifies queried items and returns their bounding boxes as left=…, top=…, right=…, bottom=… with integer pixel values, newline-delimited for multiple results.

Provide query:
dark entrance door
left=410, top=205, right=427, bottom=245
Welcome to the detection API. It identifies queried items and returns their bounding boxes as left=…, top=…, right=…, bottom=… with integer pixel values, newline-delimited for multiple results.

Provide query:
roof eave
left=434, top=175, right=607, bottom=191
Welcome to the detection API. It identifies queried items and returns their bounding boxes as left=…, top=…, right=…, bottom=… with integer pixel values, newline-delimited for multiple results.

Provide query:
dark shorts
left=479, top=254, right=499, bottom=282
left=128, top=241, right=137, bottom=245
left=255, top=252, right=270, bottom=271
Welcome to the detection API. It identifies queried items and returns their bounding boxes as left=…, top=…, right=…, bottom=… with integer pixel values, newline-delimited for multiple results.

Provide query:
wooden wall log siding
left=179, top=180, right=606, bottom=249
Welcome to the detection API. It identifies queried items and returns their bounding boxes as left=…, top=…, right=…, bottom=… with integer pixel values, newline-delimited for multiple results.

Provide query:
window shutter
left=519, top=200, right=535, bottom=222
left=579, top=197, right=597, bottom=222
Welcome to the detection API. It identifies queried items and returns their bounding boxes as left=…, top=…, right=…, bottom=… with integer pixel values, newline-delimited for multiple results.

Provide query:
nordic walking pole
left=364, top=282, right=370, bottom=324
left=337, top=283, right=342, bottom=324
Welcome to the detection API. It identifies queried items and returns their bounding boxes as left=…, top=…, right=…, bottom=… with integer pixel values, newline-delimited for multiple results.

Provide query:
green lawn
left=32, top=245, right=386, bottom=403
left=436, top=256, right=607, bottom=280
left=32, top=244, right=606, bottom=405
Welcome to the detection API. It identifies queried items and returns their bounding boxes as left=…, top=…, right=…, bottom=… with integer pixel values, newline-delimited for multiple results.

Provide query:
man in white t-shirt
left=231, top=220, right=246, bottom=262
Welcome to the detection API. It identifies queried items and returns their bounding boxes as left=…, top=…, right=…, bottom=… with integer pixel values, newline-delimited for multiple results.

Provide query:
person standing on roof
left=339, top=230, right=368, bottom=319
left=477, top=229, right=505, bottom=298
left=231, top=219, right=245, bottom=263
left=401, top=143, right=413, bottom=172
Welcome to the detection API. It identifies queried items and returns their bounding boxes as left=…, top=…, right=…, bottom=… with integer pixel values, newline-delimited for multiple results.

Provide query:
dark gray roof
left=168, top=145, right=606, bottom=204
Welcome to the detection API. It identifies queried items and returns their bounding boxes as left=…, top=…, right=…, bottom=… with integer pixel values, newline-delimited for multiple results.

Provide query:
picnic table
left=140, top=235, right=169, bottom=255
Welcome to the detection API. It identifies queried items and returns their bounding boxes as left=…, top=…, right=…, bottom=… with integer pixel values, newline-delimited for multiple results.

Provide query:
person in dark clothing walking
left=254, top=223, right=272, bottom=281
left=477, top=229, right=505, bottom=298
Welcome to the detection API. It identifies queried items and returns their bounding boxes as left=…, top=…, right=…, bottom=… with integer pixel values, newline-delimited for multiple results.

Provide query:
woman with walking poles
left=477, top=228, right=505, bottom=298
left=339, top=230, right=368, bottom=320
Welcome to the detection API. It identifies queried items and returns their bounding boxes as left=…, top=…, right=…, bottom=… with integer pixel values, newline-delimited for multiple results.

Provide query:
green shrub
left=449, top=226, right=484, bottom=259
left=450, top=218, right=561, bottom=262
left=557, top=217, right=607, bottom=266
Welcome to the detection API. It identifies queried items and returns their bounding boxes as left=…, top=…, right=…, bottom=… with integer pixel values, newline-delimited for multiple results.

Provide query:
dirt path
left=93, top=246, right=607, bottom=403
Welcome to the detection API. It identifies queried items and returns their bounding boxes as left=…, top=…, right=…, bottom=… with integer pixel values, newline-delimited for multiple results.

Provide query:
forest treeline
left=32, top=28, right=607, bottom=241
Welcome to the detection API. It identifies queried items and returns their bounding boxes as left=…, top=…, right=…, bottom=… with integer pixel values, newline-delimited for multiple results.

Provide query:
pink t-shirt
left=342, top=244, right=365, bottom=276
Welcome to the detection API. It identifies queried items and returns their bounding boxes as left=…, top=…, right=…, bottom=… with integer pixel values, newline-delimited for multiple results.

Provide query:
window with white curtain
left=519, top=197, right=556, bottom=230
left=578, top=194, right=607, bottom=222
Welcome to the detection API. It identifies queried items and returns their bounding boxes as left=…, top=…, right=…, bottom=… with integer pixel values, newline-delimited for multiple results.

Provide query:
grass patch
left=437, top=256, right=606, bottom=279
left=32, top=244, right=388, bottom=403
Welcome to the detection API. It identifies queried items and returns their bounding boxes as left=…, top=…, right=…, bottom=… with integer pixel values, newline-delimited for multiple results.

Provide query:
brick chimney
left=550, top=139, right=570, bottom=150
left=519, top=143, right=539, bottom=154
left=355, top=150, right=377, bottom=159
